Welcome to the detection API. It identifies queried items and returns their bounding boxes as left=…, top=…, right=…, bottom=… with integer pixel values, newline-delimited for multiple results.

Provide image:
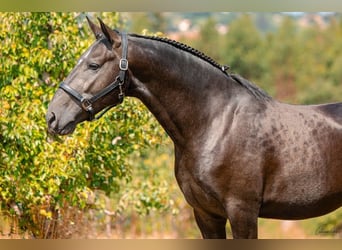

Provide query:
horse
left=46, top=17, right=342, bottom=238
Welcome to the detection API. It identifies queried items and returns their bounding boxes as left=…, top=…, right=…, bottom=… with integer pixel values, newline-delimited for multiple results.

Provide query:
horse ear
left=86, top=16, right=102, bottom=40
left=97, top=18, right=121, bottom=47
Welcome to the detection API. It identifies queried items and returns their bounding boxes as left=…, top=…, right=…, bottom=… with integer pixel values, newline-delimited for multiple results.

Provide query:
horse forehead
left=77, top=41, right=110, bottom=65
left=76, top=46, right=94, bottom=65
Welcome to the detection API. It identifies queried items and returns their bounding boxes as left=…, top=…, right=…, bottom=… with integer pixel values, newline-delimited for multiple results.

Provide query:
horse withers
left=46, top=18, right=342, bottom=238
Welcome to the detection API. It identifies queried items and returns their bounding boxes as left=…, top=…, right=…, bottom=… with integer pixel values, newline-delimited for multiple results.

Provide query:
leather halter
left=59, top=32, right=128, bottom=121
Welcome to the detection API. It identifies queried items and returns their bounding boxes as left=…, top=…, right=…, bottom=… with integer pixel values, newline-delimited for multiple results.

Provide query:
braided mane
left=130, top=33, right=228, bottom=74
left=129, top=33, right=271, bottom=102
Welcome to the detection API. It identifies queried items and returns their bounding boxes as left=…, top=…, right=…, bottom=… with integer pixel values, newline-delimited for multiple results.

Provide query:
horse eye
left=88, top=63, right=100, bottom=71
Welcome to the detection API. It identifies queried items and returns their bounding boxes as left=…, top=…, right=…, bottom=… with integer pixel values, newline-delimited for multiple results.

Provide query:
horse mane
left=229, top=74, right=272, bottom=102
left=129, top=33, right=272, bottom=102
left=130, top=33, right=226, bottom=73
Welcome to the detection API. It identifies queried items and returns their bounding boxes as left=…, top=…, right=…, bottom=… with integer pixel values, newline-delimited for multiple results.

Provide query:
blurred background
left=1, top=12, right=342, bottom=238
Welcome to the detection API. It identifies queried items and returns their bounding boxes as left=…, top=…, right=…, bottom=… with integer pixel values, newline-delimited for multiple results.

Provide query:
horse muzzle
left=46, top=111, right=77, bottom=136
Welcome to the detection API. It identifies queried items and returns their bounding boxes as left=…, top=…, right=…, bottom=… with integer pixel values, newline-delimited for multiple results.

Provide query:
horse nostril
left=47, top=112, right=56, bottom=126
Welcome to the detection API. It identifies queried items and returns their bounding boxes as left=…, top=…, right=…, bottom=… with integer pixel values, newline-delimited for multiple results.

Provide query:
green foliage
left=126, top=13, right=167, bottom=34
left=314, top=208, right=342, bottom=237
left=192, top=17, right=222, bottom=62
left=114, top=143, right=175, bottom=216
left=0, top=12, right=165, bottom=238
left=224, top=14, right=267, bottom=81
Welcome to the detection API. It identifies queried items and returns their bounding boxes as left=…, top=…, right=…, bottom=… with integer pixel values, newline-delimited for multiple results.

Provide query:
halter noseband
left=59, top=32, right=128, bottom=121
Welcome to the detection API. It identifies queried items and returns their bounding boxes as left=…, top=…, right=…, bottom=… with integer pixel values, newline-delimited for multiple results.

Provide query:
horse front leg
left=193, top=209, right=227, bottom=239
left=226, top=199, right=259, bottom=239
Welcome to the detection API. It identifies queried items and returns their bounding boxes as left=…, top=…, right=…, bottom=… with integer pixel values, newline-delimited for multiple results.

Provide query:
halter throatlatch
left=59, top=32, right=128, bottom=121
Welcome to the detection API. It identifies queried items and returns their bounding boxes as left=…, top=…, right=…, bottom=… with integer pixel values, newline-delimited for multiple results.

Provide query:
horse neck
left=126, top=36, right=244, bottom=147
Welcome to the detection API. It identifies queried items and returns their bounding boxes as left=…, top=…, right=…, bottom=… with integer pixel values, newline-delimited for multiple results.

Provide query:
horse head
left=46, top=17, right=129, bottom=135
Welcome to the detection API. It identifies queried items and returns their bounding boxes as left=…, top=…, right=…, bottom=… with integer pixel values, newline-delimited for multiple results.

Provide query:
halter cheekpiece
left=59, top=32, right=128, bottom=121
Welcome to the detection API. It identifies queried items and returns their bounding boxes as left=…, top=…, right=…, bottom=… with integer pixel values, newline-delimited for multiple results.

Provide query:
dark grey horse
left=46, top=18, right=342, bottom=238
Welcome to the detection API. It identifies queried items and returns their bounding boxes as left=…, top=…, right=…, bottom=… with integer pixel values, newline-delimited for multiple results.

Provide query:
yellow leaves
left=141, top=29, right=164, bottom=37
left=35, top=89, right=44, bottom=97
left=154, top=31, right=164, bottom=37
left=56, top=18, right=63, bottom=25
left=2, top=85, right=17, bottom=97
left=67, top=26, right=78, bottom=33
left=10, top=43, right=16, bottom=51
left=39, top=209, right=52, bottom=219
left=22, top=47, right=30, bottom=58
left=3, top=101, right=10, bottom=110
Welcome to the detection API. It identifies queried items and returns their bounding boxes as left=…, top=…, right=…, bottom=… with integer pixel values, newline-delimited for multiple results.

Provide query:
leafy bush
left=0, top=12, right=166, bottom=238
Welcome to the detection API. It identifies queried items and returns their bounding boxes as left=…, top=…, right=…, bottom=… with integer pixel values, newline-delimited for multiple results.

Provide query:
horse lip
left=47, top=121, right=76, bottom=136
left=59, top=122, right=76, bottom=135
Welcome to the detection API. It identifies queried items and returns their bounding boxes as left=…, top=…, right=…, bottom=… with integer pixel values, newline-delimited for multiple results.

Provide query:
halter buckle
left=119, top=59, right=128, bottom=71
left=81, top=98, right=93, bottom=111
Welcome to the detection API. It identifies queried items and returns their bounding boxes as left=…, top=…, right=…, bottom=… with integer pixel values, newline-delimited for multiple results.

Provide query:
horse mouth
left=47, top=121, right=76, bottom=136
